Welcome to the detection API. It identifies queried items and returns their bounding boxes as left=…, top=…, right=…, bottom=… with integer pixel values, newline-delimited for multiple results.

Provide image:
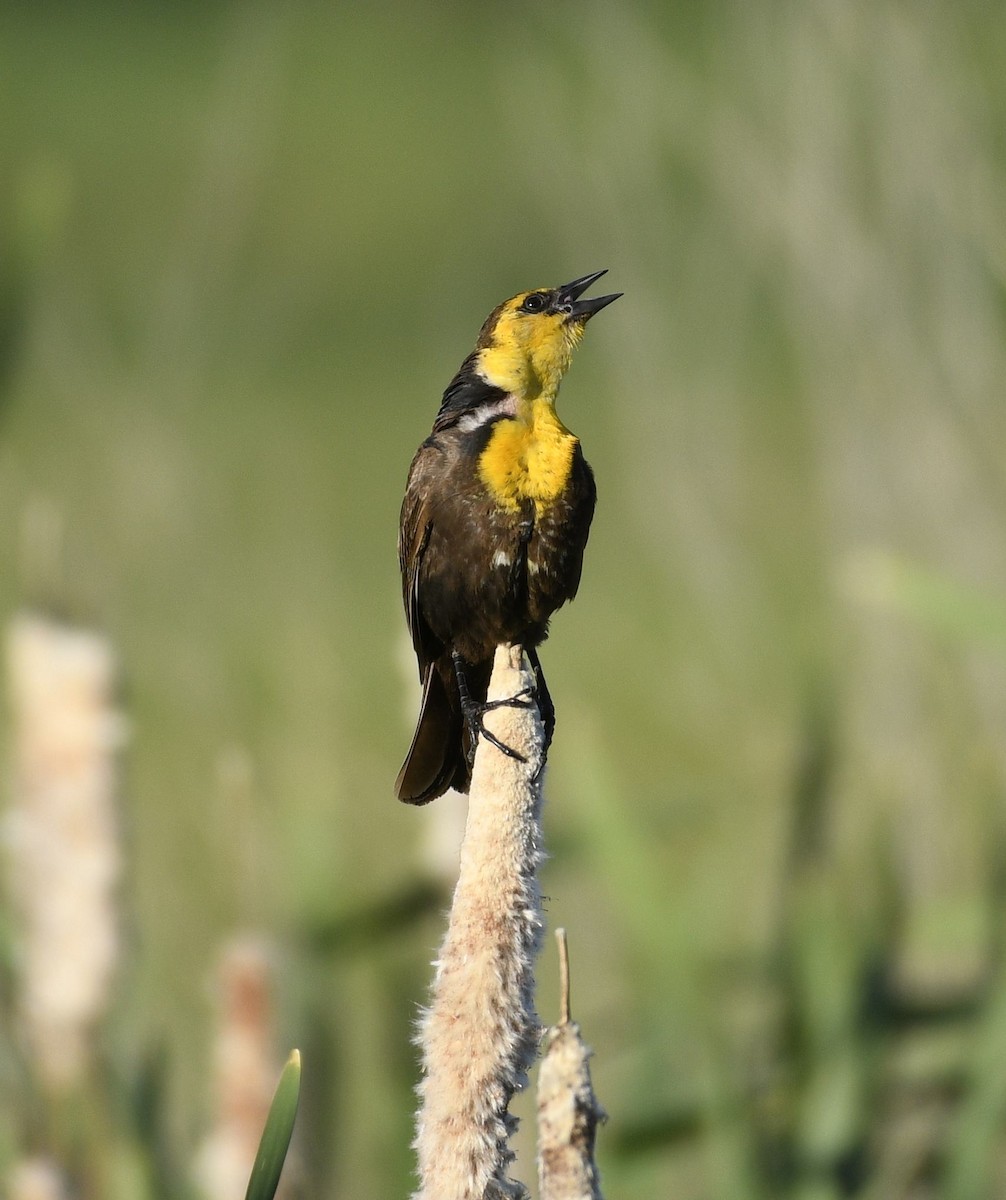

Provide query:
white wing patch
left=457, top=394, right=518, bottom=432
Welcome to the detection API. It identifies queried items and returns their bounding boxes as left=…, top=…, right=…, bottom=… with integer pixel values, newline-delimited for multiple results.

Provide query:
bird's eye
left=521, top=293, right=547, bottom=313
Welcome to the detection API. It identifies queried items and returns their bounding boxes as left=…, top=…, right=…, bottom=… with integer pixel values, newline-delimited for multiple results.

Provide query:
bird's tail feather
left=396, top=663, right=468, bottom=804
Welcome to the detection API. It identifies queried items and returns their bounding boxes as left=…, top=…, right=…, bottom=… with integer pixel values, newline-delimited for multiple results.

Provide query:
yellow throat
left=470, top=287, right=595, bottom=515
left=477, top=398, right=578, bottom=515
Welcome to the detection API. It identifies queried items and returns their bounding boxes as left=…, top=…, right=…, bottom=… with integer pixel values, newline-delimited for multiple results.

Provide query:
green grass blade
left=244, top=1050, right=301, bottom=1200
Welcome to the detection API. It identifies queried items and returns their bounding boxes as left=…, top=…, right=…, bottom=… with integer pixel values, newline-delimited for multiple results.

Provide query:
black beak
left=553, top=269, right=622, bottom=321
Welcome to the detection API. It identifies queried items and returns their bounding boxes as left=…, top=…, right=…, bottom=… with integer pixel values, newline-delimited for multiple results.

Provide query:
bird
left=396, top=270, right=621, bottom=804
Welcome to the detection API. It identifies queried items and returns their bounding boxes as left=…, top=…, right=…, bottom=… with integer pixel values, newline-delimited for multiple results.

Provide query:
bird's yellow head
left=474, top=270, right=621, bottom=400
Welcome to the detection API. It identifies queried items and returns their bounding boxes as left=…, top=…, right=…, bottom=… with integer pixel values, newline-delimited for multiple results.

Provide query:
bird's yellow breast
left=478, top=400, right=578, bottom=515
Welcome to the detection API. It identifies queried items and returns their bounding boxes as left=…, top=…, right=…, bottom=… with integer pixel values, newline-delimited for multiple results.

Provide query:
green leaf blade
left=244, top=1050, right=302, bottom=1200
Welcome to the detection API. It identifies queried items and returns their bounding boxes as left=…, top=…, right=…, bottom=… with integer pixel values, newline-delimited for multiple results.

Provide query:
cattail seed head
left=3, top=614, right=124, bottom=1093
left=413, top=644, right=546, bottom=1200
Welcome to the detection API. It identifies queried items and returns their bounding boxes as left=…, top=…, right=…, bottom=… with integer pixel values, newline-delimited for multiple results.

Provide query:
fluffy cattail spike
left=537, top=930, right=607, bottom=1200
left=195, top=936, right=286, bottom=1200
left=3, top=614, right=124, bottom=1093
left=7, top=1158, right=70, bottom=1200
left=413, top=644, right=546, bottom=1200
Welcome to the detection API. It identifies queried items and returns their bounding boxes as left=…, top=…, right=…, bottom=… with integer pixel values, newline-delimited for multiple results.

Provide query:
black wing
left=565, top=447, right=596, bottom=602
left=398, top=442, right=443, bottom=676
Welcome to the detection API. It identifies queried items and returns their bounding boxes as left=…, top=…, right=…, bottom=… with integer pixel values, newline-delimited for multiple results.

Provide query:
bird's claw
left=463, top=686, right=537, bottom=767
left=481, top=685, right=536, bottom=714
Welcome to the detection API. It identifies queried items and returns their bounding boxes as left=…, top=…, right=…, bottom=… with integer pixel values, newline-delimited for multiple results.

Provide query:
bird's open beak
left=554, top=269, right=623, bottom=321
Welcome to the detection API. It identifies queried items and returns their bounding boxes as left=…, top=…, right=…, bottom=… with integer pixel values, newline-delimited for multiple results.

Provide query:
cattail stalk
left=537, top=930, right=606, bottom=1200
left=7, top=1159, right=70, bottom=1200
left=413, top=644, right=546, bottom=1200
left=196, top=937, right=283, bottom=1200
left=3, top=614, right=124, bottom=1093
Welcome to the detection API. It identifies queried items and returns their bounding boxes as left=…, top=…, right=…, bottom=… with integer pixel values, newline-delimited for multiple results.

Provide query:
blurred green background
left=2, top=2, right=1006, bottom=1197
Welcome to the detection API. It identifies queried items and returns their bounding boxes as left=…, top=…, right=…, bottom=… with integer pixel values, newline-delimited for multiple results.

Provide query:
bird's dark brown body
left=396, top=273, right=618, bottom=804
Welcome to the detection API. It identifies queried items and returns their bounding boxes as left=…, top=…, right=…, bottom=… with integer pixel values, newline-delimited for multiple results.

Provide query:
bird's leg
left=525, top=646, right=555, bottom=785
left=525, top=646, right=554, bottom=753
left=451, top=650, right=530, bottom=766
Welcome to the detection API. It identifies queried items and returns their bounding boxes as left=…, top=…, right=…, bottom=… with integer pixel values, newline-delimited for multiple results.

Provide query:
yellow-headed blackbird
left=396, top=270, right=621, bottom=804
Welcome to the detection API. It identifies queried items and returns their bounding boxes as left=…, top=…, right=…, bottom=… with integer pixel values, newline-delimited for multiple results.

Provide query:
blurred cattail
left=3, top=613, right=124, bottom=1093
left=413, top=644, right=546, bottom=1200
left=537, top=930, right=606, bottom=1200
left=195, top=936, right=289, bottom=1200
left=7, top=1158, right=70, bottom=1200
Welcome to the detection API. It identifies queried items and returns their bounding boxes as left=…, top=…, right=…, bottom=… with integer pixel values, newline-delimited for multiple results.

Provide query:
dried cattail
left=7, top=1158, right=70, bottom=1200
left=537, top=930, right=606, bottom=1200
left=3, top=614, right=124, bottom=1093
left=195, top=936, right=286, bottom=1200
left=413, top=644, right=546, bottom=1200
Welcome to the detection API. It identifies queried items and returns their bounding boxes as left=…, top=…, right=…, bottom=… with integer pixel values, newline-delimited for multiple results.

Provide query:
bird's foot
left=481, top=685, right=536, bottom=715
left=463, top=686, right=537, bottom=767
